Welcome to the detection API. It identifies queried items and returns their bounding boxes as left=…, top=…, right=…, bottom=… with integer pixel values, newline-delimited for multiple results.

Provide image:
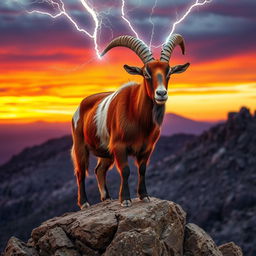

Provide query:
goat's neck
left=136, top=81, right=165, bottom=127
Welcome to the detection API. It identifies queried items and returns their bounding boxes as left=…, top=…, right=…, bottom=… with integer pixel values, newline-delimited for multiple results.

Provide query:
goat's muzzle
left=154, top=89, right=168, bottom=105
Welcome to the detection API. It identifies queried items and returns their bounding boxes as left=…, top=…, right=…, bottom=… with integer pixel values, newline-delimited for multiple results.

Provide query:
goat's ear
left=123, top=64, right=143, bottom=76
left=170, top=62, right=190, bottom=74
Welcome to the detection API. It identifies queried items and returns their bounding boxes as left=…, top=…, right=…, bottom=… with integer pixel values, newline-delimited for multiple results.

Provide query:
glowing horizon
left=0, top=1, right=255, bottom=124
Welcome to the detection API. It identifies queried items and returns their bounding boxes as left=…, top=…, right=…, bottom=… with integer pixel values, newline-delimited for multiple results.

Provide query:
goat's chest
left=124, top=125, right=160, bottom=155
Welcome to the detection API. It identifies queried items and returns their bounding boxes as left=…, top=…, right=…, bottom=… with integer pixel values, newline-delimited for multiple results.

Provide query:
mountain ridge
left=0, top=113, right=215, bottom=165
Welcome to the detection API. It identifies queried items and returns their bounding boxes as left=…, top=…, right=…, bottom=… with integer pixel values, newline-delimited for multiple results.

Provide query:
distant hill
left=162, top=113, right=215, bottom=136
left=0, top=114, right=215, bottom=164
left=0, top=121, right=70, bottom=165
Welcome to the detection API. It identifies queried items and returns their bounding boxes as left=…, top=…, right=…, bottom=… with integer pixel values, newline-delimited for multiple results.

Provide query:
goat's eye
left=144, top=68, right=151, bottom=79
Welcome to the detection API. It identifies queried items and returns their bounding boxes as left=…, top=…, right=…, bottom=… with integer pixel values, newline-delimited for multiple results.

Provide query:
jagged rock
left=37, top=226, right=74, bottom=255
left=239, top=107, right=251, bottom=119
left=104, top=199, right=185, bottom=256
left=219, top=242, right=243, bottom=256
left=2, top=198, right=243, bottom=256
left=184, top=223, right=222, bottom=256
left=30, top=198, right=186, bottom=256
left=54, top=248, right=80, bottom=256
left=3, top=237, right=38, bottom=256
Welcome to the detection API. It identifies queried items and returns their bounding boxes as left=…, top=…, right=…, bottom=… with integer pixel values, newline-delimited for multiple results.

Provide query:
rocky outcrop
left=4, top=237, right=38, bottom=256
left=184, top=223, right=222, bottom=256
left=218, top=242, right=243, bottom=256
left=145, top=107, right=256, bottom=255
left=2, top=198, right=242, bottom=256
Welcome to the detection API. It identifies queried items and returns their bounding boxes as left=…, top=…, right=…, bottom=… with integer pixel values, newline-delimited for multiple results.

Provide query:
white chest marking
left=94, top=82, right=135, bottom=148
left=73, top=105, right=80, bottom=129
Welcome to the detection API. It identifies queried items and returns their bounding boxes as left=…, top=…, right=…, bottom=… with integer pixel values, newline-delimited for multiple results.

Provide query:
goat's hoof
left=121, top=200, right=132, bottom=207
left=101, top=196, right=112, bottom=202
left=141, top=196, right=150, bottom=203
left=80, top=202, right=90, bottom=209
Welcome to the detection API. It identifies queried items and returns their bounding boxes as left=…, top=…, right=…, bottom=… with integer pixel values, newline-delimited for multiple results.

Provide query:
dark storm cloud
left=0, top=0, right=255, bottom=64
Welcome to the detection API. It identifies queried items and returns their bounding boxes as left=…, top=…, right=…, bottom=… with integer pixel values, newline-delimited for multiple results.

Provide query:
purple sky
left=0, top=0, right=255, bottom=64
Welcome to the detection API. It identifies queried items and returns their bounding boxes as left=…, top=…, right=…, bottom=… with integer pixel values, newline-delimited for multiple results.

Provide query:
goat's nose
left=156, top=90, right=167, bottom=96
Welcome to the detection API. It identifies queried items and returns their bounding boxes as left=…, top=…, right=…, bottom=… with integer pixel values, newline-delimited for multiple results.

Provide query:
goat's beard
left=153, top=103, right=165, bottom=126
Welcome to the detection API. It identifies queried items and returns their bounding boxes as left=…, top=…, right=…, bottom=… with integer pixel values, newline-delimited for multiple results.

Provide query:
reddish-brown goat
left=71, top=34, right=190, bottom=208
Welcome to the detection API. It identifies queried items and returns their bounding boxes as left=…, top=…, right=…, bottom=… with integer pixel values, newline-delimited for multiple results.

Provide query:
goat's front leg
left=136, top=151, right=151, bottom=202
left=113, top=144, right=131, bottom=207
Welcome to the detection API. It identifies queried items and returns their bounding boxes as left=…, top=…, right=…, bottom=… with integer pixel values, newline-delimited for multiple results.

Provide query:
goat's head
left=101, top=34, right=190, bottom=105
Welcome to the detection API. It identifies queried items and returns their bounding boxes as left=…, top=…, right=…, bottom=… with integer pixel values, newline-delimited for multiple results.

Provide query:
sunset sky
left=0, top=0, right=255, bottom=123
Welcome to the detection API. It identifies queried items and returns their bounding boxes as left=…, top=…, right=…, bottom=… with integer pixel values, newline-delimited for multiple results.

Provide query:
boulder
left=184, top=223, right=222, bottom=256
left=3, top=237, right=38, bottom=256
left=2, top=198, right=243, bottom=256
left=219, top=242, right=243, bottom=256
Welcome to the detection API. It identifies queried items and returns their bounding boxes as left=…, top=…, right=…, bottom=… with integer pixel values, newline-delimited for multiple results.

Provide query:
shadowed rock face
left=184, top=224, right=223, bottom=256
left=2, top=198, right=242, bottom=256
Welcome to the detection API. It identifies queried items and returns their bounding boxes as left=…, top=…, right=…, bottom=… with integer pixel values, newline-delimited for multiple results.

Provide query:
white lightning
left=27, top=0, right=102, bottom=59
left=149, top=0, right=158, bottom=49
left=25, top=0, right=212, bottom=61
left=164, top=0, right=211, bottom=45
left=121, top=0, right=141, bottom=41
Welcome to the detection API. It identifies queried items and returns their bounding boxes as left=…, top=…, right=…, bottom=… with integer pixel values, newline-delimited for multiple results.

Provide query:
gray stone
left=184, top=223, right=222, bottom=256
left=4, top=237, right=38, bottom=256
left=219, top=242, right=243, bottom=256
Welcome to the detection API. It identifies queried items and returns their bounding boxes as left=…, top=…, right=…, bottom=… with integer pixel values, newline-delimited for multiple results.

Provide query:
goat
left=71, top=34, right=190, bottom=208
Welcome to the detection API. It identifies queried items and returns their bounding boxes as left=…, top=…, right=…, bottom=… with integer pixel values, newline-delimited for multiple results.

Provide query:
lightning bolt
left=25, top=0, right=211, bottom=60
left=149, top=0, right=158, bottom=49
left=164, top=0, right=211, bottom=45
left=121, top=0, right=142, bottom=42
left=27, top=0, right=102, bottom=59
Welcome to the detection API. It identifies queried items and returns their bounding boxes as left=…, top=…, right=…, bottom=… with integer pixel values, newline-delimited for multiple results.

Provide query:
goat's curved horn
left=100, top=35, right=154, bottom=64
left=160, top=34, right=185, bottom=62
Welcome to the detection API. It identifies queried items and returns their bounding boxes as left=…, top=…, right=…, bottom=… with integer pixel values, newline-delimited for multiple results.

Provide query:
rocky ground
left=2, top=198, right=243, bottom=256
left=0, top=107, right=255, bottom=255
left=0, top=133, right=194, bottom=251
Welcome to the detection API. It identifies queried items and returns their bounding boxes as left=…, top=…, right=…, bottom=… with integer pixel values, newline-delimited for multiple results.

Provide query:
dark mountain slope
left=145, top=107, right=256, bottom=256
left=0, top=107, right=254, bottom=255
left=0, top=133, right=194, bottom=251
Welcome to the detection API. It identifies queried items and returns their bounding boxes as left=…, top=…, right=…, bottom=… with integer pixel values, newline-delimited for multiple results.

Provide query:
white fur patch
left=73, top=105, right=80, bottom=129
left=94, top=82, right=135, bottom=148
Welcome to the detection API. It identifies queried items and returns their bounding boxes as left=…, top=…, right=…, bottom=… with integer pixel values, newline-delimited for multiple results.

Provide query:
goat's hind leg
left=71, top=143, right=90, bottom=209
left=95, top=157, right=114, bottom=201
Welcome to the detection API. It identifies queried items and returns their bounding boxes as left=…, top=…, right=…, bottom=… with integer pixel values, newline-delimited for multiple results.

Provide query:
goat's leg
left=113, top=145, right=131, bottom=207
left=71, top=143, right=90, bottom=209
left=136, top=151, right=151, bottom=202
left=95, top=157, right=114, bottom=201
